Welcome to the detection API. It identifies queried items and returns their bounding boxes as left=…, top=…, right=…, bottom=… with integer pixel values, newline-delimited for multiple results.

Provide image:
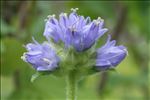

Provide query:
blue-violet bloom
left=21, top=38, right=60, bottom=71
left=43, top=8, right=108, bottom=52
left=96, top=35, right=127, bottom=70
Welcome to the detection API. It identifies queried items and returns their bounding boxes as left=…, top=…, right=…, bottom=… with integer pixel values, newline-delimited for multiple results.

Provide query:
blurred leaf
left=1, top=76, right=14, bottom=100
left=1, top=38, right=25, bottom=76
left=1, top=19, right=16, bottom=36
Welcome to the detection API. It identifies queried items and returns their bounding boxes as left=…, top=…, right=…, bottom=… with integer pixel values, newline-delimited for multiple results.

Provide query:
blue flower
left=21, top=38, right=60, bottom=71
left=96, top=35, right=127, bottom=70
left=43, top=8, right=108, bottom=52
left=22, top=8, right=127, bottom=76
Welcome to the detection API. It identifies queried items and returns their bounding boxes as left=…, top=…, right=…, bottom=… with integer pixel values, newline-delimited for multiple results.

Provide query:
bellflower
left=96, top=35, right=127, bottom=70
left=21, top=8, right=128, bottom=100
left=43, top=8, right=108, bottom=52
left=21, top=38, right=60, bottom=71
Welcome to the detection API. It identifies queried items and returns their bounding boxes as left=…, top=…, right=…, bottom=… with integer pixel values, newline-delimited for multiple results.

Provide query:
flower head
left=96, top=35, right=127, bottom=70
left=21, top=38, right=60, bottom=71
left=22, top=8, right=128, bottom=80
left=43, top=8, right=108, bottom=52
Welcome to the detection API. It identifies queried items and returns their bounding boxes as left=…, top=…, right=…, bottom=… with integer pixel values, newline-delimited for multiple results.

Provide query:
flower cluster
left=22, top=8, right=127, bottom=76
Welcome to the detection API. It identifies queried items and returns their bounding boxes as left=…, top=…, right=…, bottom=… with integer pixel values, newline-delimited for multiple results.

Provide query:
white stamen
left=60, top=13, right=67, bottom=17
left=21, top=54, right=27, bottom=61
left=93, top=17, right=104, bottom=25
left=42, top=58, right=51, bottom=64
left=47, top=14, right=55, bottom=18
left=71, top=8, right=79, bottom=12
left=44, top=14, right=56, bottom=21
left=97, top=17, right=101, bottom=20
left=97, top=17, right=104, bottom=22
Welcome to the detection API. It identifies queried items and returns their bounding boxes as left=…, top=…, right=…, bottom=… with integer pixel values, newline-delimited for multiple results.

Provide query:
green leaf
left=31, top=71, right=52, bottom=82
left=31, top=72, right=41, bottom=82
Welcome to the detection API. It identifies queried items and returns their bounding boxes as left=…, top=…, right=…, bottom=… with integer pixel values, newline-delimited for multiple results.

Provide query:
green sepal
left=108, top=68, right=118, bottom=73
left=31, top=71, right=51, bottom=82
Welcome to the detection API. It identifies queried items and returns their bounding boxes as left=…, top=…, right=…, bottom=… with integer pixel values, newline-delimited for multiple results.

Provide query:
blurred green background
left=1, top=1, right=149, bottom=100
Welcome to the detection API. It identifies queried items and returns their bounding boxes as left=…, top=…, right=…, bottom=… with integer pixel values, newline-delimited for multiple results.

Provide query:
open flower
left=96, top=35, right=127, bottom=70
left=21, top=38, right=60, bottom=71
left=21, top=8, right=128, bottom=100
left=43, top=8, right=108, bottom=52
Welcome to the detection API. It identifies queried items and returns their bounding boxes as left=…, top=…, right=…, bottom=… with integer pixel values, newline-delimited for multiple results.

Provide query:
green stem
left=66, top=71, right=77, bottom=100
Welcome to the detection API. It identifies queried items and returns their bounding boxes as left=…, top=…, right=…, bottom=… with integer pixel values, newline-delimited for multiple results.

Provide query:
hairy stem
left=66, top=71, right=77, bottom=100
